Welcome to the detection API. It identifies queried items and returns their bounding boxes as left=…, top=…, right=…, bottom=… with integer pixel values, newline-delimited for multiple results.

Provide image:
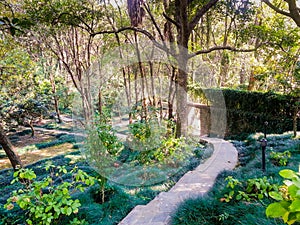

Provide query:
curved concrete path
left=118, top=137, right=238, bottom=225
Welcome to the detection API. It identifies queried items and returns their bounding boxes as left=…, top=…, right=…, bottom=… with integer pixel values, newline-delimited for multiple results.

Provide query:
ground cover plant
left=171, top=132, right=300, bottom=225
left=0, top=120, right=213, bottom=225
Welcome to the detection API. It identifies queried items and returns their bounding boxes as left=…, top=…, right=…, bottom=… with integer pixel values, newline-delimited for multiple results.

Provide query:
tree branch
left=91, top=26, right=174, bottom=56
left=188, top=45, right=260, bottom=59
left=189, top=0, right=219, bottom=32
left=262, top=0, right=291, bottom=17
left=163, top=12, right=180, bottom=28
left=143, top=3, right=165, bottom=41
left=286, top=0, right=300, bottom=27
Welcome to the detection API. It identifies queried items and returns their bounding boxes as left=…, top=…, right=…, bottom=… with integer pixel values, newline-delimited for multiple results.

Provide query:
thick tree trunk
left=176, top=64, right=188, bottom=137
left=175, top=0, right=190, bottom=137
left=0, top=126, right=23, bottom=170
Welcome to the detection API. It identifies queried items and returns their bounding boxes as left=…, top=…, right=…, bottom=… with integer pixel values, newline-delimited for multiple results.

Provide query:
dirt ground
left=0, top=143, right=75, bottom=170
left=0, top=118, right=77, bottom=170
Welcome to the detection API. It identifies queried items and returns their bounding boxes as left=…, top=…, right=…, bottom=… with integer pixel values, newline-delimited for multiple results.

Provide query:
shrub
left=221, top=176, right=279, bottom=202
left=127, top=120, right=166, bottom=152
left=270, top=150, right=291, bottom=166
left=4, top=164, right=96, bottom=225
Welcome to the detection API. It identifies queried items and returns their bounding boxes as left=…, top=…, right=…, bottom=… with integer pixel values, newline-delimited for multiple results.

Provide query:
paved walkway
left=118, top=137, right=238, bottom=225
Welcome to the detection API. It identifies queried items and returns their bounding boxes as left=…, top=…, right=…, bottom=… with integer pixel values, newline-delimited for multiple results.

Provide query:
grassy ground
left=0, top=118, right=83, bottom=170
left=0, top=126, right=212, bottom=225
left=171, top=132, right=300, bottom=225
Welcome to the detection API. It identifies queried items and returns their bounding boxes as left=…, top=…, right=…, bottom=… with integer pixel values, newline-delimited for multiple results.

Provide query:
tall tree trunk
left=0, top=126, right=23, bottom=170
left=134, top=31, right=147, bottom=121
left=50, top=68, right=62, bottom=123
left=175, top=0, right=190, bottom=137
left=176, top=57, right=189, bottom=137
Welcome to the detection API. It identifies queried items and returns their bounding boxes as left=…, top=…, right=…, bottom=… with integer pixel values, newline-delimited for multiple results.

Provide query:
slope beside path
left=118, top=137, right=238, bottom=225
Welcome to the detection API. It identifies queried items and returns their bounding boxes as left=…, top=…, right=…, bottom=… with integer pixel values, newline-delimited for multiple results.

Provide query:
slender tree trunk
left=28, top=119, right=35, bottom=138
left=50, top=70, right=62, bottom=123
left=0, top=126, right=23, bottom=170
left=168, top=67, right=176, bottom=120
left=293, top=99, right=299, bottom=137
left=53, top=96, right=62, bottom=123
left=98, top=90, right=102, bottom=115
left=134, top=31, right=147, bottom=121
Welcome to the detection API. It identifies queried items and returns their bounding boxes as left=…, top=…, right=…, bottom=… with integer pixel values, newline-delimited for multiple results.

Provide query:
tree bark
left=0, top=126, right=23, bottom=170
left=28, top=120, right=35, bottom=138
left=293, top=99, right=299, bottom=137
left=175, top=0, right=190, bottom=137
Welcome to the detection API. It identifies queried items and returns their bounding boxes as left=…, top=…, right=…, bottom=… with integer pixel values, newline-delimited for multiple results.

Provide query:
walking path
left=118, top=137, right=238, bottom=225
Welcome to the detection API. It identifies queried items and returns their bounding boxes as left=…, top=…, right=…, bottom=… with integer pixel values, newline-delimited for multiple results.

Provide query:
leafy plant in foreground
left=222, top=176, right=278, bottom=202
left=270, top=150, right=291, bottom=166
left=266, top=168, right=300, bottom=225
left=4, top=164, right=96, bottom=225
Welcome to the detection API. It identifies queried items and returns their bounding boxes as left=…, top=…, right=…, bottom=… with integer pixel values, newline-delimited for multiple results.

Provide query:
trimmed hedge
left=189, top=87, right=299, bottom=139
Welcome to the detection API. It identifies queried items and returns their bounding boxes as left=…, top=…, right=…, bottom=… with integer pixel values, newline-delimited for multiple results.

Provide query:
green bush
left=222, top=176, right=279, bottom=202
left=4, top=164, right=96, bottom=225
left=127, top=120, right=166, bottom=152
left=270, top=150, right=291, bottom=166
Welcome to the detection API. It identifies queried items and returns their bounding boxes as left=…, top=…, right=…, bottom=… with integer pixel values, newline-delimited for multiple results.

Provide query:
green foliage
left=171, top=195, right=281, bottom=225
left=87, top=115, right=123, bottom=157
left=189, top=86, right=299, bottom=138
left=270, top=150, right=291, bottom=166
left=172, top=133, right=300, bottom=225
left=266, top=168, right=300, bottom=225
left=222, top=176, right=279, bottom=202
left=129, top=136, right=188, bottom=165
left=129, top=121, right=151, bottom=142
left=4, top=165, right=95, bottom=225
left=127, top=120, right=166, bottom=152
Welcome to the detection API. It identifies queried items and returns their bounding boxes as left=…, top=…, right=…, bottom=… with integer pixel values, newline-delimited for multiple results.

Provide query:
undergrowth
left=0, top=140, right=212, bottom=225
left=171, top=132, right=300, bottom=225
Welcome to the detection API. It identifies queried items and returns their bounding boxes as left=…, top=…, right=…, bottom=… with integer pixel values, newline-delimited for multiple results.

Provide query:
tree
left=0, top=125, right=22, bottom=169
left=21, top=0, right=108, bottom=123
left=263, top=0, right=300, bottom=137
left=263, top=0, right=300, bottom=27
left=0, top=37, right=32, bottom=169
left=92, top=0, right=259, bottom=136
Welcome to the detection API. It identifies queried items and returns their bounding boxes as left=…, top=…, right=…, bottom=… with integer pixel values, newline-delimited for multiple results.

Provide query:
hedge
left=189, top=86, right=299, bottom=139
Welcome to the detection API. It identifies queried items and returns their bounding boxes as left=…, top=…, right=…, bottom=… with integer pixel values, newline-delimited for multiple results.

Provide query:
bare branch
left=188, top=45, right=260, bottom=59
left=262, top=0, right=291, bottom=17
left=143, top=3, right=165, bottom=41
left=51, top=12, right=93, bottom=33
left=91, top=26, right=174, bottom=56
left=163, top=12, right=180, bottom=28
left=189, top=0, right=219, bottom=32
